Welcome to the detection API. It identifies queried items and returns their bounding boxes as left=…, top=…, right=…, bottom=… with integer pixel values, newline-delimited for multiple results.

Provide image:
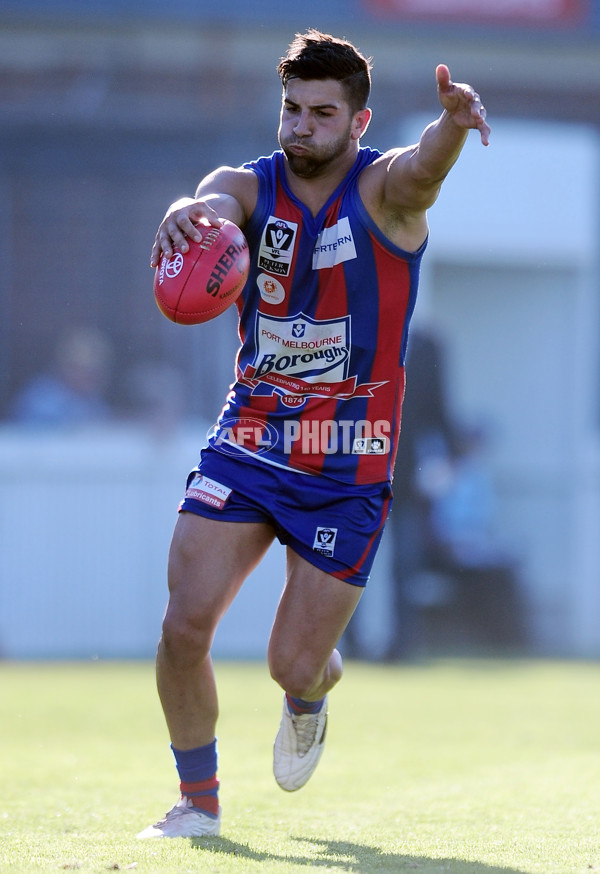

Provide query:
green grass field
left=1, top=659, right=598, bottom=874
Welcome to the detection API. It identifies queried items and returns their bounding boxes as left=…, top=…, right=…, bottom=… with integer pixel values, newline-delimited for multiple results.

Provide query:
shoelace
left=292, top=713, right=320, bottom=757
left=157, top=798, right=194, bottom=823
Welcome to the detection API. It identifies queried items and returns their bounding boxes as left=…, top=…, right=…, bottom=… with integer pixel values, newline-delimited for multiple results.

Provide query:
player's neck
left=284, top=149, right=359, bottom=217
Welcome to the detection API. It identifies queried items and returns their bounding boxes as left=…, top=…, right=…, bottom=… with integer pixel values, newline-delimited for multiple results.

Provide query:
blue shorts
left=179, top=447, right=393, bottom=587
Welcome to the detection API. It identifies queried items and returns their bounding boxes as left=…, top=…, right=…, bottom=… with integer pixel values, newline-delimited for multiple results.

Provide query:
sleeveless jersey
left=207, top=148, right=426, bottom=485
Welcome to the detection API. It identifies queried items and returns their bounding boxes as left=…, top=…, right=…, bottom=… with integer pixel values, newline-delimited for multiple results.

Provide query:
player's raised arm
left=382, top=64, right=490, bottom=218
left=435, top=63, right=489, bottom=147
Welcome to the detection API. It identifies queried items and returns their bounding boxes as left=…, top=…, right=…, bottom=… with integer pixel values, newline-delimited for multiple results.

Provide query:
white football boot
left=273, top=695, right=328, bottom=791
left=136, top=796, right=221, bottom=839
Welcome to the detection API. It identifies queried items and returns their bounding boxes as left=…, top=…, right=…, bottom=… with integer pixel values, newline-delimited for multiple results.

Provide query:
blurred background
left=0, top=0, right=598, bottom=661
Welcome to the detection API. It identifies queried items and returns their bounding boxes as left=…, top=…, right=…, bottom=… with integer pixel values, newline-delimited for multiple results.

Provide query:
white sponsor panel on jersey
left=249, top=311, right=351, bottom=392
left=312, top=217, right=357, bottom=270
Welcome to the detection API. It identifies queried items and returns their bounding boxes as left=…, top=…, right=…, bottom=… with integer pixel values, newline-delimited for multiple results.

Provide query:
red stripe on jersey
left=354, top=238, right=411, bottom=484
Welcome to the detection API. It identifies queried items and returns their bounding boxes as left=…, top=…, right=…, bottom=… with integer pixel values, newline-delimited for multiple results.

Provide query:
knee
left=269, top=659, right=313, bottom=699
left=268, top=648, right=323, bottom=699
left=269, top=647, right=344, bottom=699
left=160, top=604, right=214, bottom=669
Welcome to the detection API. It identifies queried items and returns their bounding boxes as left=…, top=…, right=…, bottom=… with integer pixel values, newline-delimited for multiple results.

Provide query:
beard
left=279, top=124, right=353, bottom=179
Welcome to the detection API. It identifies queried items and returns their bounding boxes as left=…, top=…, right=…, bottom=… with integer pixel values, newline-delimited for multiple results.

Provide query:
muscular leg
left=268, top=548, right=363, bottom=701
left=157, top=512, right=275, bottom=750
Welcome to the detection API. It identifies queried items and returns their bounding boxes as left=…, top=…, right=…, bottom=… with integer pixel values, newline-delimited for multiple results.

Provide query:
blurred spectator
left=429, top=423, right=502, bottom=567
left=384, top=325, right=458, bottom=659
left=8, top=327, right=114, bottom=427
left=421, top=422, right=527, bottom=652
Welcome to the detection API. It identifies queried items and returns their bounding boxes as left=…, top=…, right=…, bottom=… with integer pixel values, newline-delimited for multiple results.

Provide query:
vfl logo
left=165, top=252, right=184, bottom=278
left=258, top=216, right=298, bottom=277
left=292, top=323, right=306, bottom=338
left=313, top=527, right=338, bottom=558
left=267, top=222, right=295, bottom=253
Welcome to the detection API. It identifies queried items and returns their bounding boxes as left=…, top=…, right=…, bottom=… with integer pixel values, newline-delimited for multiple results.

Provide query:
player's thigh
left=268, top=547, right=363, bottom=676
left=167, top=511, right=275, bottom=625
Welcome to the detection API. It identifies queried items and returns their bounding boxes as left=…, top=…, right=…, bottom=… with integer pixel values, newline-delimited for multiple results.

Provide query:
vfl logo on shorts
left=313, top=527, right=338, bottom=557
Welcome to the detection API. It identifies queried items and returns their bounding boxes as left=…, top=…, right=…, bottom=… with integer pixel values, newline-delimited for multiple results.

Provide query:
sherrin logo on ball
left=154, top=220, right=250, bottom=325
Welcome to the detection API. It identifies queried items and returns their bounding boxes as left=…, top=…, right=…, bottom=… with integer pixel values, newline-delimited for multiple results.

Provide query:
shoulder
left=196, top=164, right=260, bottom=227
left=358, top=146, right=415, bottom=201
left=358, top=147, right=429, bottom=253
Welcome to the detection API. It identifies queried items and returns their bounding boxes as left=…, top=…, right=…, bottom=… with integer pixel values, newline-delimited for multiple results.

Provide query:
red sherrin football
left=154, top=220, right=250, bottom=325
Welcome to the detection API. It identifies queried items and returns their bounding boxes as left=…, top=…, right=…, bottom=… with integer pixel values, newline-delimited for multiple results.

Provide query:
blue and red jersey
left=207, top=148, right=426, bottom=485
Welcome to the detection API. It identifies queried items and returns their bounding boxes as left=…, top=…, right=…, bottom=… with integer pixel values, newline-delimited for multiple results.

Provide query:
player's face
left=278, top=78, right=364, bottom=178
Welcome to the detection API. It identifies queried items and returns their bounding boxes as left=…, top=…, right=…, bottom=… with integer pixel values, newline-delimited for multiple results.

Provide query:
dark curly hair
left=277, top=29, right=372, bottom=115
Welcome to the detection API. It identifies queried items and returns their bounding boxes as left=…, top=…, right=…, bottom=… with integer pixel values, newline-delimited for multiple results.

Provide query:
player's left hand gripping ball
left=154, top=220, right=250, bottom=325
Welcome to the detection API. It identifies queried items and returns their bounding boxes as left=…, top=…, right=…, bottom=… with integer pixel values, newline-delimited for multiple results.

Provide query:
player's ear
left=351, top=108, right=372, bottom=140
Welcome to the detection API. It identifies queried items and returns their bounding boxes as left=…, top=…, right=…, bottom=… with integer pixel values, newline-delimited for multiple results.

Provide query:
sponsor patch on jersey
left=258, top=217, right=298, bottom=277
left=185, top=474, right=232, bottom=510
left=313, top=526, right=338, bottom=557
left=312, top=217, right=357, bottom=270
left=241, top=311, right=388, bottom=401
left=243, top=311, right=351, bottom=398
left=257, top=273, right=285, bottom=305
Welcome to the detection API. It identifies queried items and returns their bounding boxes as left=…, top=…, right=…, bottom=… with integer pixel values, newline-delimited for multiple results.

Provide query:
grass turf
left=0, top=659, right=598, bottom=873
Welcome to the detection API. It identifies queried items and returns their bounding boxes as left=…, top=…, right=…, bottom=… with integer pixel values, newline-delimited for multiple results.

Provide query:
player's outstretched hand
left=150, top=199, right=224, bottom=267
left=436, top=64, right=490, bottom=146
